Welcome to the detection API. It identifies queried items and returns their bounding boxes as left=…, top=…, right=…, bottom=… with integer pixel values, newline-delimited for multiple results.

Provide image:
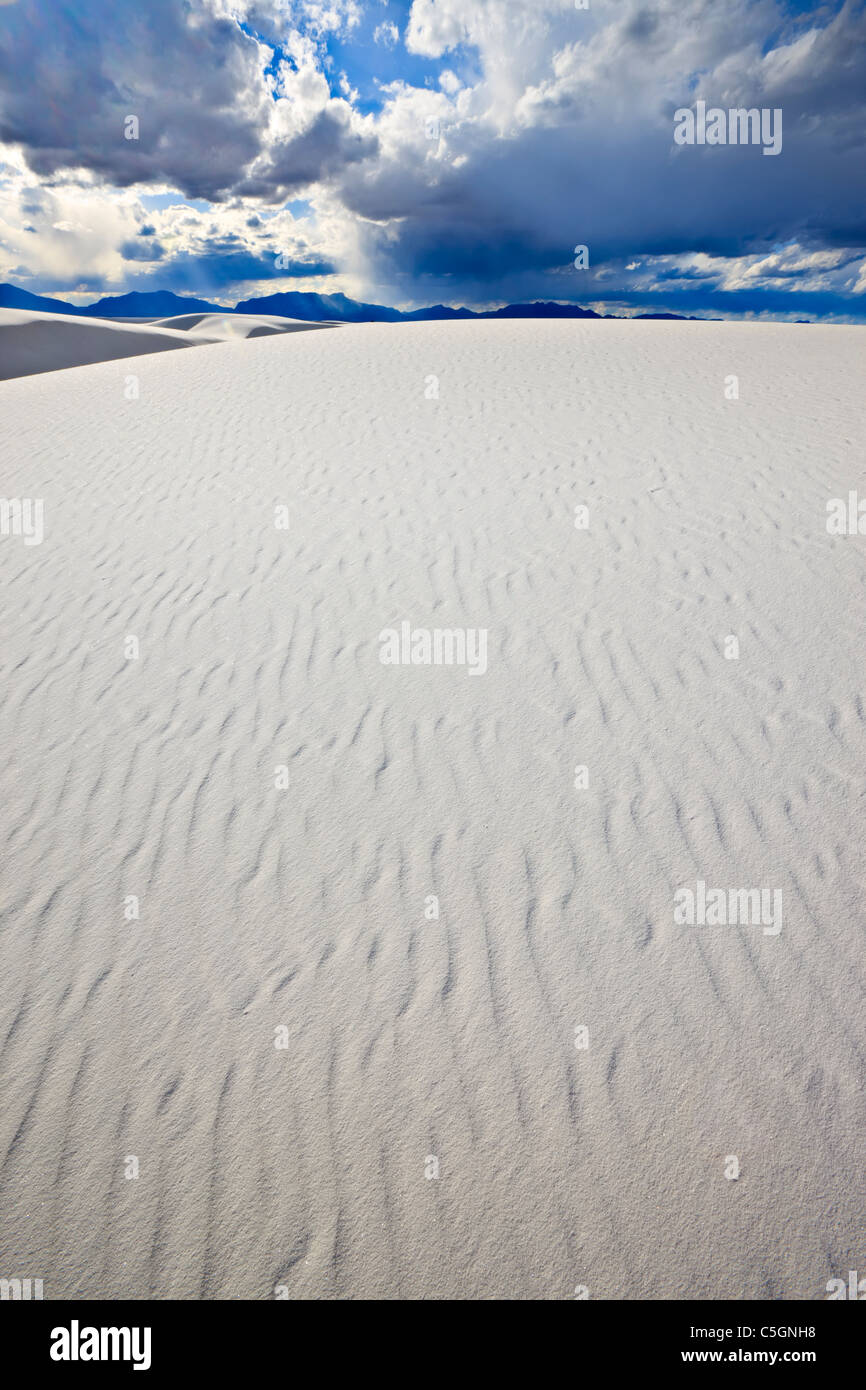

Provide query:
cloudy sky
left=0, top=0, right=864, bottom=317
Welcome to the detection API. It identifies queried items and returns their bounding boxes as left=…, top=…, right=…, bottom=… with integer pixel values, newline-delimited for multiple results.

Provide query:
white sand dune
left=139, top=313, right=338, bottom=340
left=0, top=307, right=333, bottom=380
left=0, top=320, right=863, bottom=1300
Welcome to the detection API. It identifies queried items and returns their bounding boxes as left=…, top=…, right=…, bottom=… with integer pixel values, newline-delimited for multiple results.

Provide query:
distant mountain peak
left=82, top=289, right=228, bottom=317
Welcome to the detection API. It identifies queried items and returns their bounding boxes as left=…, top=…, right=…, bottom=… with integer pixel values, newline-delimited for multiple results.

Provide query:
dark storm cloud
left=339, top=0, right=866, bottom=307
left=236, top=107, right=379, bottom=202
left=119, top=237, right=165, bottom=261
left=0, top=0, right=373, bottom=201
left=0, top=1, right=267, bottom=199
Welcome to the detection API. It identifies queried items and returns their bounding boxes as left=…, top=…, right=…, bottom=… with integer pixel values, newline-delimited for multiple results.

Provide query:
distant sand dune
left=141, top=313, right=338, bottom=340
left=0, top=308, right=335, bottom=380
left=0, top=320, right=863, bottom=1299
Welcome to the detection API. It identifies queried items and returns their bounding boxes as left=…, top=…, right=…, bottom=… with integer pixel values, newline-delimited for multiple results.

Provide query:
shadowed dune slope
left=0, top=308, right=335, bottom=379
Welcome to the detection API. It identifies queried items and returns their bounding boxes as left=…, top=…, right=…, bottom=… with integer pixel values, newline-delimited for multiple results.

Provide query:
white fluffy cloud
left=374, top=21, right=400, bottom=48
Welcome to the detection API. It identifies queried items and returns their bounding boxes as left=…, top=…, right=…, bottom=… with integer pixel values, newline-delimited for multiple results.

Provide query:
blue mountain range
left=0, top=283, right=708, bottom=323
